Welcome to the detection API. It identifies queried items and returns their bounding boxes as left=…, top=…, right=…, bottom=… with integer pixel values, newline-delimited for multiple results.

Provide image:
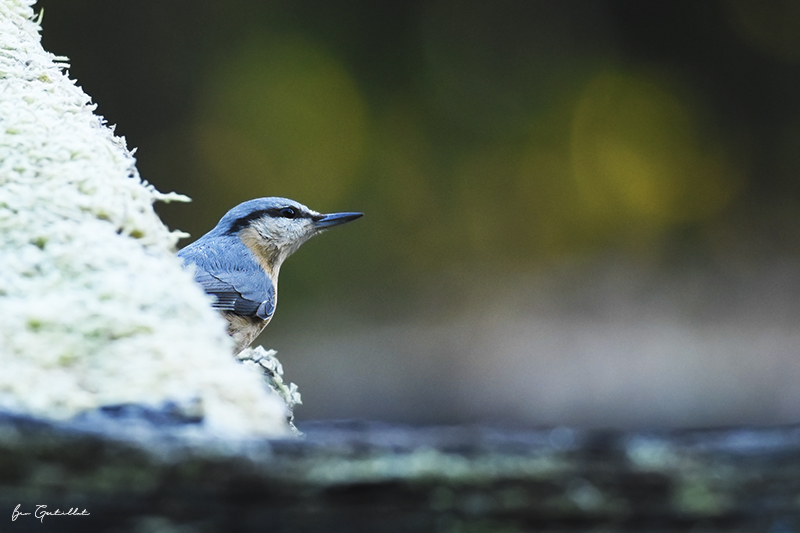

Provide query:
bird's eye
left=280, top=207, right=297, bottom=219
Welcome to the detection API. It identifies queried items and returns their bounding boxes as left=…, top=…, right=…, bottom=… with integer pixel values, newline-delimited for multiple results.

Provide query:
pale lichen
left=236, top=346, right=302, bottom=432
left=0, top=0, right=293, bottom=437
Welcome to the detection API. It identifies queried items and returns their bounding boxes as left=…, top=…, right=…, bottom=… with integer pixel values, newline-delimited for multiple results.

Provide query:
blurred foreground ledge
left=2, top=413, right=800, bottom=532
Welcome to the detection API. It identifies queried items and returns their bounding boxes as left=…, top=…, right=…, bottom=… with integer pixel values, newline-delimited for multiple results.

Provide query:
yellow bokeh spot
left=570, top=70, right=739, bottom=230
left=195, top=35, right=367, bottom=206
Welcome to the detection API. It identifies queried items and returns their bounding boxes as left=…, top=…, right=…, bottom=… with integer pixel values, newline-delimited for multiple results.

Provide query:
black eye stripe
left=226, top=209, right=271, bottom=235
left=267, top=206, right=312, bottom=220
left=226, top=207, right=312, bottom=235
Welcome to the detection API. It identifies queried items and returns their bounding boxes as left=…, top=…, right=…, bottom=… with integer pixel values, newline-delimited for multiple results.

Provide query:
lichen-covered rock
left=236, top=346, right=302, bottom=430
left=0, top=0, right=293, bottom=437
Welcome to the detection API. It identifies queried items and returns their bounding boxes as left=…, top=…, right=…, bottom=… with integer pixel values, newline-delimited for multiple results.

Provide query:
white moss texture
left=0, top=0, right=292, bottom=437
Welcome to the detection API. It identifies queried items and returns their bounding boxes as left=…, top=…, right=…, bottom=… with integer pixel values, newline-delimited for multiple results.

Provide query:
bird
left=178, top=197, right=362, bottom=354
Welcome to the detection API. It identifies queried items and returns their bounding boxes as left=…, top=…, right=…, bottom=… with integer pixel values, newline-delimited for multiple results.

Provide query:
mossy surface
left=0, top=0, right=293, bottom=437
left=2, top=416, right=800, bottom=532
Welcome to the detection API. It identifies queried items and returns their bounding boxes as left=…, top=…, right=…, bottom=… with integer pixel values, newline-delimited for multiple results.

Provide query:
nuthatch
left=178, top=197, right=362, bottom=354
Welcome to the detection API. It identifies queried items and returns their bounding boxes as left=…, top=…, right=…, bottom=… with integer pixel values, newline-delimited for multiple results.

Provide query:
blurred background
left=37, top=0, right=800, bottom=428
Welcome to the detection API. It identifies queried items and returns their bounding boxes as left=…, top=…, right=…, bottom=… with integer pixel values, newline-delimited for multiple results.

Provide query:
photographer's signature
left=12, top=504, right=89, bottom=523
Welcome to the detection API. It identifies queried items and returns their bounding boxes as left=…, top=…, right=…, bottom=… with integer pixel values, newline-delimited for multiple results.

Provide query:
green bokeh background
left=37, top=0, right=800, bottom=426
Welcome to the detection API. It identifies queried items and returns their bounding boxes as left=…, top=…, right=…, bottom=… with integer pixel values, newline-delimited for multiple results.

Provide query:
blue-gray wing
left=193, top=269, right=275, bottom=320
left=179, top=236, right=275, bottom=320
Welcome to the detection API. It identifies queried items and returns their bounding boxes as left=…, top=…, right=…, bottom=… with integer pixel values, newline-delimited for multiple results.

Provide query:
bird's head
left=213, top=197, right=362, bottom=275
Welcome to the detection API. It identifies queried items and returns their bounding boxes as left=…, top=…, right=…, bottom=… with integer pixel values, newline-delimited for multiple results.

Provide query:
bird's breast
left=224, top=311, right=271, bottom=355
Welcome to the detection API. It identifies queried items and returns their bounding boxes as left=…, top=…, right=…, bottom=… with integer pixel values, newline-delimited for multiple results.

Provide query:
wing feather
left=179, top=237, right=275, bottom=320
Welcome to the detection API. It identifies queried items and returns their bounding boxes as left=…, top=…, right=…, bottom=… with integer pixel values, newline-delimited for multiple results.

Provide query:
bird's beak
left=314, top=212, right=363, bottom=229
